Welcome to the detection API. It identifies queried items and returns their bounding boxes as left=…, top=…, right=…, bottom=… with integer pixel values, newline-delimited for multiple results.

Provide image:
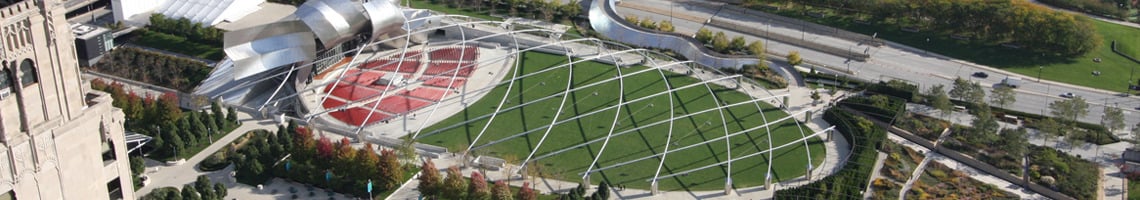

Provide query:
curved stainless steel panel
left=362, top=0, right=406, bottom=38
left=296, top=0, right=367, bottom=48
left=223, top=20, right=317, bottom=79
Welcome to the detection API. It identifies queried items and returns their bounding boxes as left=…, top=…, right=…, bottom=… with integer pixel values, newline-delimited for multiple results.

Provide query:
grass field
left=768, top=6, right=1140, bottom=92
left=131, top=30, right=225, bottom=60
left=417, top=52, right=824, bottom=191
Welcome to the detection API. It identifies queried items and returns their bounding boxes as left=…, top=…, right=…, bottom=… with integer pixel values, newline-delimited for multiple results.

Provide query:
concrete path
left=861, top=152, right=889, bottom=199
left=897, top=129, right=949, bottom=198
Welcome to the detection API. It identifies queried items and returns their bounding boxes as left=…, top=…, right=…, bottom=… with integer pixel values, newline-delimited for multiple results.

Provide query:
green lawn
left=1130, top=179, right=1140, bottom=200
left=405, top=0, right=500, bottom=21
left=417, top=52, right=824, bottom=191
left=765, top=6, right=1140, bottom=92
left=131, top=30, right=225, bottom=61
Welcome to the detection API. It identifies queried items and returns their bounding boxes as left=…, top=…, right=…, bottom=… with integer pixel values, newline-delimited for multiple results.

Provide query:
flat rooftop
left=71, top=23, right=109, bottom=40
left=214, top=2, right=297, bottom=31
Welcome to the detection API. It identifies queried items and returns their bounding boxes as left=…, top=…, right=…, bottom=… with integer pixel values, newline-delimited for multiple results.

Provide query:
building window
left=0, top=68, right=11, bottom=91
left=106, top=178, right=122, bottom=200
left=18, top=59, right=35, bottom=87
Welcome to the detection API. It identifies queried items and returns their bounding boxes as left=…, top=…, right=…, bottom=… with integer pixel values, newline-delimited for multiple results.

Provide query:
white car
left=1059, top=92, right=1077, bottom=98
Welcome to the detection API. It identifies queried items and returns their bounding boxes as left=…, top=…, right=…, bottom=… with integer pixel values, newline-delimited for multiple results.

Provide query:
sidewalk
left=906, top=103, right=1128, bottom=200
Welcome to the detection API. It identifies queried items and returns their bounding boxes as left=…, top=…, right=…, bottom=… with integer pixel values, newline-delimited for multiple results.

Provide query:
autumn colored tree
left=492, top=180, right=512, bottom=200
left=316, top=136, right=334, bottom=158
left=418, top=159, right=443, bottom=198
left=468, top=172, right=491, bottom=200
left=379, top=149, right=404, bottom=190
left=442, top=166, right=467, bottom=199
left=517, top=182, right=537, bottom=200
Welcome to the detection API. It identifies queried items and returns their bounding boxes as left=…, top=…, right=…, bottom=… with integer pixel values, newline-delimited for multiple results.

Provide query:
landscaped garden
left=870, top=141, right=923, bottom=200
left=417, top=52, right=824, bottom=191
left=208, top=123, right=418, bottom=199
left=775, top=109, right=886, bottom=199
left=905, top=160, right=1018, bottom=199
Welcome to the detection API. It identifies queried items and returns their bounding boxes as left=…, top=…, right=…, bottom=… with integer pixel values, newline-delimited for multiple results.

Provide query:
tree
left=730, top=36, right=747, bottom=51
left=810, top=91, right=821, bottom=103
left=624, top=15, right=639, bottom=26
left=182, top=185, right=202, bottom=200
left=657, top=20, right=675, bottom=32
left=226, top=106, right=238, bottom=125
left=926, top=84, right=952, bottom=117
left=1050, top=96, right=1090, bottom=125
left=195, top=175, right=215, bottom=200
left=712, top=32, right=730, bottom=52
left=970, top=104, right=1000, bottom=144
left=492, top=180, right=512, bottom=200
left=695, top=28, right=713, bottom=44
left=1064, top=128, right=1085, bottom=151
left=468, top=172, right=491, bottom=200
left=748, top=41, right=769, bottom=70
left=639, top=18, right=657, bottom=30
left=1102, top=105, right=1125, bottom=132
left=130, top=156, right=145, bottom=176
left=517, top=182, right=537, bottom=200
left=787, top=51, right=802, bottom=66
left=418, top=159, right=443, bottom=198
left=379, top=149, right=404, bottom=190
left=1000, top=128, right=1029, bottom=158
left=990, top=86, right=1017, bottom=109
left=1038, top=118, right=1063, bottom=146
left=316, top=136, right=334, bottom=158
left=213, top=183, right=227, bottom=199
left=948, top=78, right=985, bottom=104
left=442, top=166, right=468, bottom=200
left=592, top=181, right=611, bottom=200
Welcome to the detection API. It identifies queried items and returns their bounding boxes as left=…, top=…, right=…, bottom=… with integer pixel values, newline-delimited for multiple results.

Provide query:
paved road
left=616, top=0, right=1140, bottom=132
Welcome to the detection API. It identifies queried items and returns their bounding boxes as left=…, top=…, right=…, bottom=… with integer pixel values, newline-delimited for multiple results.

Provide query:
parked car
left=1060, top=92, right=1077, bottom=98
left=972, top=72, right=989, bottom=78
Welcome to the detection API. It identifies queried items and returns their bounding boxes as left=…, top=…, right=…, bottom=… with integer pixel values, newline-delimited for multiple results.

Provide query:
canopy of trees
left=148, top=14, right=224, bottom=46
left=92, top=47, right=211, bottom=92
left=748, top=0, right=1101, bottom=56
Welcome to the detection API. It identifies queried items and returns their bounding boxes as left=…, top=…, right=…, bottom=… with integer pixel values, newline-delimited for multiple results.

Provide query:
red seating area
left=387, top=51, right=421, bottom=60
left=424, top=62, right=475, bottom=76
left=361, top=60, right=420, bottom=73
left=325, top=84, right=382, bottom=101
left=342, top=69, right=386, bottom=84
left=421, top=76, right=468, bottom=88
left=369, top=95, right=432, bottom=115
left=429, top=47, right=478, bottom=61
left=322, top=98, right=347, bottom=109
left=401, top=88, right=448, bottom=101
left=327, top=107, right=392, bottom=126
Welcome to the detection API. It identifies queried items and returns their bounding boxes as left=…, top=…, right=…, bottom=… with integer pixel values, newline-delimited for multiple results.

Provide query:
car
left=972, top=72, right=989, bottom=78
left=1060, top=92, right=1077, bottom=98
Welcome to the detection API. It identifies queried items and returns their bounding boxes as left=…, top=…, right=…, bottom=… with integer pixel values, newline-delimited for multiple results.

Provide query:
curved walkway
left=587, top=0, right=801, bottom=86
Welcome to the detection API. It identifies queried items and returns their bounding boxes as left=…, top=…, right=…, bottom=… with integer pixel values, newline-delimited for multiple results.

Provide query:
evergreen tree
left=196, top=175, right=214, bottom=199
left=213, top=183, right=227, bottom=198
left=182, top=185, right=202, bottom=200
left=226, top=106, right=238, bottom=125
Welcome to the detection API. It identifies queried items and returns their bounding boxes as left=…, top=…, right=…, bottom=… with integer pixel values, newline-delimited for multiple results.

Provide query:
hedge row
left=774, top=109, right=887, bottom=199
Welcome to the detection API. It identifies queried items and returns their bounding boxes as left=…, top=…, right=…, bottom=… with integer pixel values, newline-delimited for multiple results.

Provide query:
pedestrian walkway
left=898, top=128, right=949, bottom=197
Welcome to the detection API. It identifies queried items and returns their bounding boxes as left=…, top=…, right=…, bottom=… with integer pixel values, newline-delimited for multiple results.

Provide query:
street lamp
left=1038, top=66, right=1043, bottom=82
